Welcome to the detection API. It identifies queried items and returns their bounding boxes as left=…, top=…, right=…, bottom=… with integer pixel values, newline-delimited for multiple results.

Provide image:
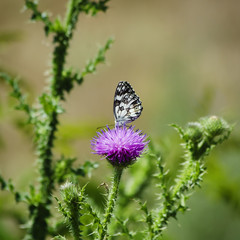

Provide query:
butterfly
left=113, top=81, right=143, bottom=126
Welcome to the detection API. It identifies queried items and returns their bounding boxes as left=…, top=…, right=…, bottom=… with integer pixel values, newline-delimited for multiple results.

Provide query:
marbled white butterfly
left=114, top=81, right=143, bottom=126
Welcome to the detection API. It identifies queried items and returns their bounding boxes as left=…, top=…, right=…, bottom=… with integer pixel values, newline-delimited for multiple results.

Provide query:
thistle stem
left=100, top=167, right=123, bottom=240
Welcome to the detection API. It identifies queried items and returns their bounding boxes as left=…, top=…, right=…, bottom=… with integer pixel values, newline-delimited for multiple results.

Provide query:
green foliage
left=0, top=0, right=233, bottom=240
left=54, top=157, right=99, bottom=184
left=114, top=218, right=135, bottom=239
left=0, top=0, right=111, bottom=239
left=0, top=72, right=32, bottom=121
left=149, top=116, right=232, bottom=239
left=0, top=174, right=26, bottom=203
left=99, top=167, right=123, bottom=239
left=56, top=183, right=86, bottom=240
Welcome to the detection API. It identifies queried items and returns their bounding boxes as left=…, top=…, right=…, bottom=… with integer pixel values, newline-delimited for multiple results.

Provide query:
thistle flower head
left=91, top=126, right=149, bottom=168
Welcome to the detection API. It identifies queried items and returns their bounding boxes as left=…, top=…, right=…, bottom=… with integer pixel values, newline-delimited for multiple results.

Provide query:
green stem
left=171, top=159, right=202, bottom=199
left=65, top=0, right=76, bottom=30
left=153, top=156, right=204, bottom=237
left=171, top=159, right=194, bottom=198
left=69, top=200, right=83, bottom=240
left=25, top=1, right=79, bottom=238
left=100, top=167, right=123, bottom=240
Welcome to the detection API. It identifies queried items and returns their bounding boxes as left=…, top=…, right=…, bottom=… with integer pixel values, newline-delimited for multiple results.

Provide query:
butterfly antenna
left=96, top=124, right=114, bottom=130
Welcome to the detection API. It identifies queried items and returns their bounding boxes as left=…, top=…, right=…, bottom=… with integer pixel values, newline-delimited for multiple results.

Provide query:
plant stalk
left=100, top=167, right=123, bottom=240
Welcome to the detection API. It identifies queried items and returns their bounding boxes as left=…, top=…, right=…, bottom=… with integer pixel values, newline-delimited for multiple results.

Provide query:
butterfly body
left=114, top=81, right=143, bottom=126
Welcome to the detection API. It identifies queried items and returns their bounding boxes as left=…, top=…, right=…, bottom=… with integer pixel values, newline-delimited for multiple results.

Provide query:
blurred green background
left=1, top=0, right=240, bottom=239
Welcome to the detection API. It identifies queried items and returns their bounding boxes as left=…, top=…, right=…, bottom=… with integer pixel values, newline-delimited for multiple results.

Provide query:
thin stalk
left=68, top=197, right=83, bottom=240
left=171, top=159, right=202, bottom=198
left=25, top=1, right=80, bottom=238
left=153, top=157, right=204, bottom=237
left=100, top=167, right=123, bottom=240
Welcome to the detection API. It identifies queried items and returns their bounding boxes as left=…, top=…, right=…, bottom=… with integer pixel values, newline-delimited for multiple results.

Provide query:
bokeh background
left=1, top=0, right=240, bottom=239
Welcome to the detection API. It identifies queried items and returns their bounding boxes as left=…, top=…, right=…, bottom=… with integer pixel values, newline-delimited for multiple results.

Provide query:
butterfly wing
left=113, top=81, right=143, bottom=126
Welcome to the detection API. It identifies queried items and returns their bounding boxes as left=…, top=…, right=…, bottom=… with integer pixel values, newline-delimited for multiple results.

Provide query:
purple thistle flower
left=91, top=126, right=149, bottom=167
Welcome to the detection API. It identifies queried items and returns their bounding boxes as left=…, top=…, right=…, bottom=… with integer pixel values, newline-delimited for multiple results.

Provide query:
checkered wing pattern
left=114, top=81, right=143, bottom=126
